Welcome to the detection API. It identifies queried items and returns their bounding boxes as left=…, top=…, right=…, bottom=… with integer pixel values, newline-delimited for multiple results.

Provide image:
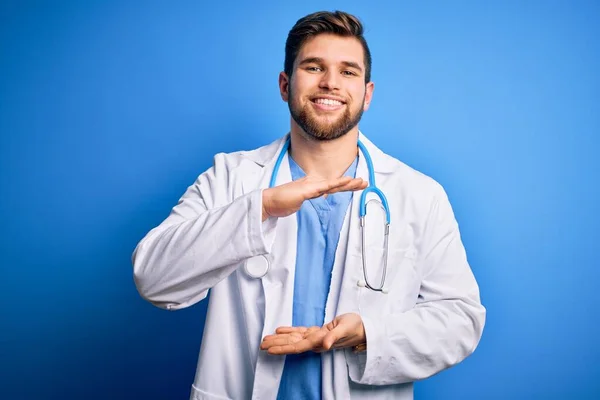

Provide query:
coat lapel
left=242, top=134, right=298, bottom=399
left=325, top=143, right=369, bottom=319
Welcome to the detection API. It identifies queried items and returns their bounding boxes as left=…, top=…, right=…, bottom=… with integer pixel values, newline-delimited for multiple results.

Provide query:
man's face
left=280, top=33, right=374, bottom=141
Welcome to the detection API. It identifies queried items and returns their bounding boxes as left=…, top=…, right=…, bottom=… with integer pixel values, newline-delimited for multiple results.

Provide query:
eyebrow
left=298, top=57, right=363, bottom=73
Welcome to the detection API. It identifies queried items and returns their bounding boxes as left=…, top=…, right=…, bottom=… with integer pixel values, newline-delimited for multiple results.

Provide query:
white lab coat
left=132, top=132, right=486, bottom=400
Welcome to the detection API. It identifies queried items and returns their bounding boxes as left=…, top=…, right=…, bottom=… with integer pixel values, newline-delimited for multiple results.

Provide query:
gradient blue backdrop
left=1, top=1, right=599, bottom=399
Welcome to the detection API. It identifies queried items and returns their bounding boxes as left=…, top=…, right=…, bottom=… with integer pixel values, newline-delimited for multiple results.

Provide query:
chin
left=307, top=127, right=352, bottom=142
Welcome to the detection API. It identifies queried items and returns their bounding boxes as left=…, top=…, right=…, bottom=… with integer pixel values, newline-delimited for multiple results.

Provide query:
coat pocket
left=356, top=246, right=419, bottom=317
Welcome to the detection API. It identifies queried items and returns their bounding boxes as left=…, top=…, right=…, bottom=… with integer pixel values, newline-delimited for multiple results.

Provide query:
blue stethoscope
left=243, top=137, right=391, bottom=293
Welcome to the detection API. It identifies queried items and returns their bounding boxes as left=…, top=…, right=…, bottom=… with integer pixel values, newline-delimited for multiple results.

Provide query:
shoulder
left=376, top=150, right=458, bottom=235
left=363, top=133, right=446, bottom=203
left=388, top=156, right=446, bottom=201
left=207, top=135, right=287, bottom=176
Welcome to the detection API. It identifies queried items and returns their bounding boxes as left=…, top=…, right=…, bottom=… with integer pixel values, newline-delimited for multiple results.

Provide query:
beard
left=288, top=89, right=365, bottom=141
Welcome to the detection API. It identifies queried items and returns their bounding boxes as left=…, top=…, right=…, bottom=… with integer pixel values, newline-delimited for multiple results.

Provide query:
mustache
left=308, top=93, right=348, bottom=103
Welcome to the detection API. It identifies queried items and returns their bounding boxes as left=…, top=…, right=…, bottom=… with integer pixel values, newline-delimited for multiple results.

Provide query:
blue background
left=1, top=1, right=599, bottom=399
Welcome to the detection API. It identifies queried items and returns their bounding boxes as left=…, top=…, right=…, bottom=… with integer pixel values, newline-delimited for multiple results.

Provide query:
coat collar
left=240, top=131, right=398, bottom=174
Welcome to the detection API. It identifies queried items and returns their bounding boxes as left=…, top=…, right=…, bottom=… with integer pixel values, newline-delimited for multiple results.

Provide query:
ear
left=363, top=81, right=375, bottom=111
left=279, top=71, right=290, bottom=102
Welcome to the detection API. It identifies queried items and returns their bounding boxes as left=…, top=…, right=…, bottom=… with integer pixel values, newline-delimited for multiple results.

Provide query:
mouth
left=310, top=96, right=346, bottom=111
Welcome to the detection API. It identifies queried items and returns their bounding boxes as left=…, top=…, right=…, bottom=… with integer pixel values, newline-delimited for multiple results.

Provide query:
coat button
left=357, top=280, right=366, bottom=287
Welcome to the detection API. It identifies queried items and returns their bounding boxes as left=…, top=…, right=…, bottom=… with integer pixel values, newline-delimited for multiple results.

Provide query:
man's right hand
left=262, top=176, right=368, bottom=221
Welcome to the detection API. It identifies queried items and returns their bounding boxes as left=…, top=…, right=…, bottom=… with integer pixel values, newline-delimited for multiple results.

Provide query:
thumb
left=322, top=324, right=346, bottom=350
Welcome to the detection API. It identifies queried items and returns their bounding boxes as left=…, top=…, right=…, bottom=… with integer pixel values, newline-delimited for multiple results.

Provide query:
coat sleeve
left=345, top=183, right=486, bottom=385
left=131, top=153, right=277, bottom=310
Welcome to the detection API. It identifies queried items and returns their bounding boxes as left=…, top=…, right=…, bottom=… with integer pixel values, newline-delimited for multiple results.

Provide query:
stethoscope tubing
left=245, top=136, right=391, bottom=293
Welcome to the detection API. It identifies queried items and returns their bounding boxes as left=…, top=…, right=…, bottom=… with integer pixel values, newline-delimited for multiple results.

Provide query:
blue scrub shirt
left=277, top=154, right=358, bottom=400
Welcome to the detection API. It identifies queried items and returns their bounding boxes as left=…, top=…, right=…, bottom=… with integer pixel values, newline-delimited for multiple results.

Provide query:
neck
left=289, top=126, right=359, bottom=179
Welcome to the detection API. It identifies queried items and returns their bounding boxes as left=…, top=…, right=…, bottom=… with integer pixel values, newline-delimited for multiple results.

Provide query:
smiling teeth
left=315, top=98, right=342, bottom=106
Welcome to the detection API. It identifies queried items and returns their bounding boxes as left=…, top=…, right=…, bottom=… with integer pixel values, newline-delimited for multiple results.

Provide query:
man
left=132, top=10, right=485, bottom=400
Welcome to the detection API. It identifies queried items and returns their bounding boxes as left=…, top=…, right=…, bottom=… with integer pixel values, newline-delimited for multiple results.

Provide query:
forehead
left=295, top=33, right=365, bottom=67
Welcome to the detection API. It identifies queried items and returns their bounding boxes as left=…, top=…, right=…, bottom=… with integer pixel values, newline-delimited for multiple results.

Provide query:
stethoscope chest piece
left=244, top=255, right=270, bottom=279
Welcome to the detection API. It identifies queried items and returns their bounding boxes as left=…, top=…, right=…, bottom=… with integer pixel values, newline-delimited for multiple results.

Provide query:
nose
left=319, top=70, right=340, bottom=91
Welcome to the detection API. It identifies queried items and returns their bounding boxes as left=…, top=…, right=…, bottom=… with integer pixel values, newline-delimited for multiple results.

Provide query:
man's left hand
left=260, top=313, right=366, bottom=355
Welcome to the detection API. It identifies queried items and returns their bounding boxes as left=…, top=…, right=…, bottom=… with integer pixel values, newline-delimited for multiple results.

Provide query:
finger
left=325, top=177, right=368, bottom=192
left=322, top=327, right=348, bottom=350
left=309, top=176, right=354, bottom=197
left=267, top=341, right=309, bottom=355
left=261, top=332, right=304, bottom=349
left=325, top=179, right=368, bottom=195
left=268, top=329, right=327, bottom=355
left=267, top=339, right=312, bottom=354
left=263, top=329, right=306, bottom=341
left=272, top=325, right=318, bottom=335
left=303, top=326, right=322, bottom=337
left=305, top=177, right=365, bottom=200
left=263, top=336, right=302, bottom=348
left=338, top=178, right=368, bottom=191
left=300, top=328, right=328, bottom=352
left=261, top=333, right=283, bottom=342
left=261, top=333, right=303, bottom=344
left=276, top=326, right=308, bottom=334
